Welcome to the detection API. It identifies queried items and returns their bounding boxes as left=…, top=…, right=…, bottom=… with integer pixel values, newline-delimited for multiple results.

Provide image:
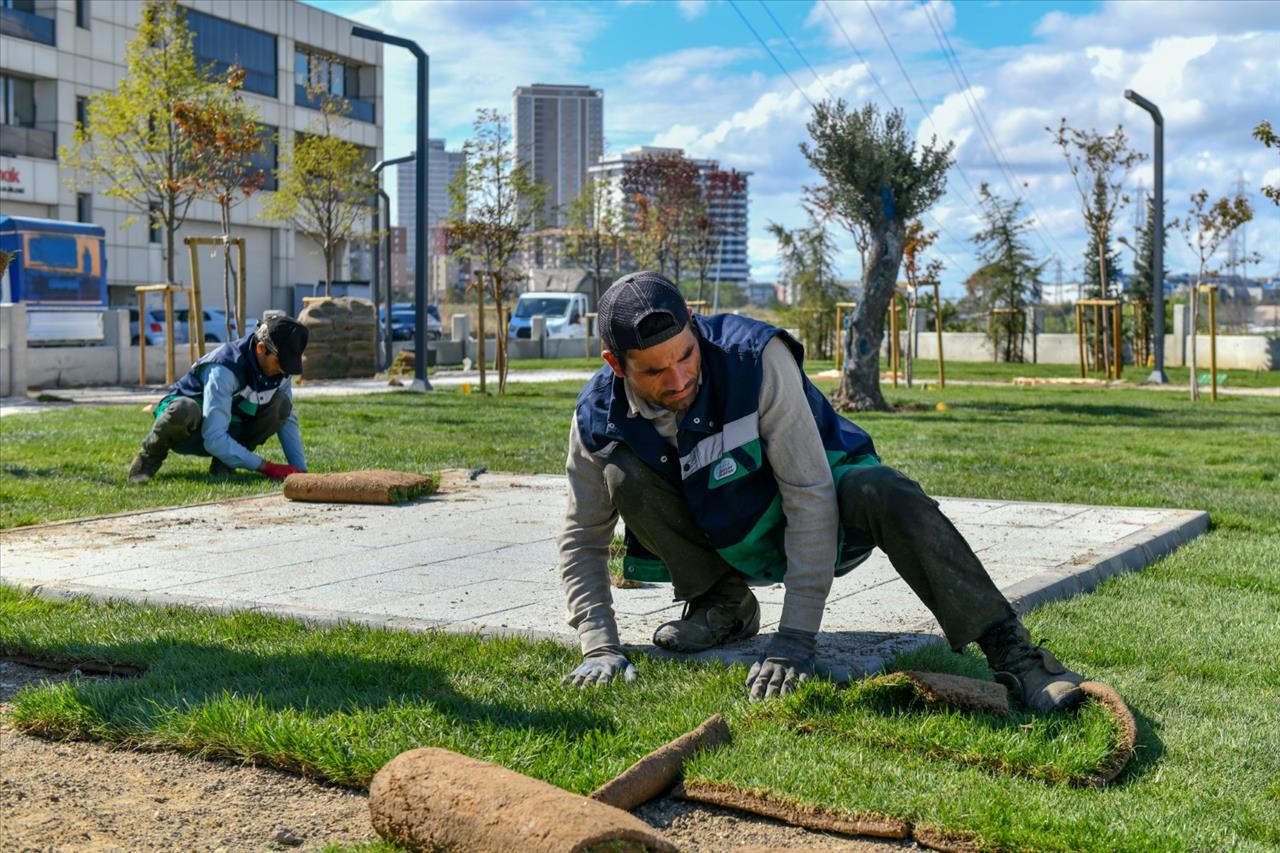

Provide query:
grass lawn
left=3, top=381, right=1279, bottom=850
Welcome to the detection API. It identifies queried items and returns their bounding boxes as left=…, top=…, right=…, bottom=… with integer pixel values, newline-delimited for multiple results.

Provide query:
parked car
left=381, top=304, right=442, bottom=341
left=175, top=308, right=255, bottom=343
left=508, top=292, right=590, bottom=340
left=129, top=307, right=186, bottom=346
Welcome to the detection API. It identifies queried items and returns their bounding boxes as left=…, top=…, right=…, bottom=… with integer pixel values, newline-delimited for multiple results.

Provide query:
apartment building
left=0, top=0, right=383, bottom=321
left=513, top=83, right=603, bottom=229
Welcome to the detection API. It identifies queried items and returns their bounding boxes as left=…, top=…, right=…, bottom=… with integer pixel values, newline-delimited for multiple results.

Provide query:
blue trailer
left=0, top=215, right=109, bottom=342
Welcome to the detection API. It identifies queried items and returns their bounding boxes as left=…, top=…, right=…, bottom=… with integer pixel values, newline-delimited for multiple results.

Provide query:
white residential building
left=513, top=83, right=603, bottom=228
left=0, top=0, right=383, bottom=320
left=589, top=146, right=751, bottom=285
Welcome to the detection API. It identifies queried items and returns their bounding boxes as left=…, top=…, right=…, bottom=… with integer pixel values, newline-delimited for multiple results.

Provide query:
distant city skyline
left=311, top=0, right=1280, bottom=296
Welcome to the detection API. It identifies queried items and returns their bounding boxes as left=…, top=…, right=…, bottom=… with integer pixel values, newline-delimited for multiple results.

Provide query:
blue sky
left=307, top=0, right=1279, bottom=296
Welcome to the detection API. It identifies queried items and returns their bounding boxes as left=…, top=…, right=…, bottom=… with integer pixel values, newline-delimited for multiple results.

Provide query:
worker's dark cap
left=598, top=271, right=690, bottom=354
left=262, top=314, right=308, bottom=375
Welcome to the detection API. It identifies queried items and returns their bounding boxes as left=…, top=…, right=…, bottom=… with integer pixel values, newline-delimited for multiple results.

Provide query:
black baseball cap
left=598, top=271, right=690, bottom=354
left=262, top=314, right=309, bottom=375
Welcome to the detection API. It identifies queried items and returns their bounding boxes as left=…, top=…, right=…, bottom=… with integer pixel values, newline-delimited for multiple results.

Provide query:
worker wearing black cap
left=558, top=271, right=1086, bottom=712
left=126, top=314, right=310, bottom=484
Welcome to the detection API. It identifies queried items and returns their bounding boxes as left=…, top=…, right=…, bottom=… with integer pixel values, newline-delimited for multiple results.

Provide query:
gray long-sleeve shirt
left=558, top=337, right=839, bottom=655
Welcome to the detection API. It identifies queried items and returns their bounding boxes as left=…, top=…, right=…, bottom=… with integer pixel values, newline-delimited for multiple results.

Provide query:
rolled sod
left=282, top=470, right=437, bottom=505
left=369, top=747, right=678, bottom=853
left=589, top=714, right=731, bottom=811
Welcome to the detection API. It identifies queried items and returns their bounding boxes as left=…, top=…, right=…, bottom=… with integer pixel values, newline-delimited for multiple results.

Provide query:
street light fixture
left=1124, top=88, right=1168, bottom=383
left=353, top=26, right=431, bottom=390
left=372, top=153, right=415, bottom=370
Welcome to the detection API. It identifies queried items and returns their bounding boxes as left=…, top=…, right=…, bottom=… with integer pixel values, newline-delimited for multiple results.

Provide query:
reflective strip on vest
left=678, top=411, right=759, bottom=480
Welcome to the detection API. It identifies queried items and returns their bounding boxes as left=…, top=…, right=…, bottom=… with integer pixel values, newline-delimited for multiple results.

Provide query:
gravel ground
left=1, top=659, right=912, bottom=852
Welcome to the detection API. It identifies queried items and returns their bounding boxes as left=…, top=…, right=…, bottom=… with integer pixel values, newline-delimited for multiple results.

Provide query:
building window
left=184, top=8, right=276, bottom=98
left=148, top=203, right=161, bottom=244
left=75, top=95, right=89, bottom=130
left=1, top=74, right=37, bottom=127
left=76, top=193, right=92, bottom=223
left=75, top=0, right=89, bottom=29
left=248, top=124, right=278, bottom=192
left=294, top=48, right=373, bottom=123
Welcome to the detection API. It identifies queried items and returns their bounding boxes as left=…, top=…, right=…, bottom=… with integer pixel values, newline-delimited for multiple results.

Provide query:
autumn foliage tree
left=61, top=0, right=217, bottom=284
left=173, top=66, right=267, bottom=337
left=621, top=152, right=703, bottom=282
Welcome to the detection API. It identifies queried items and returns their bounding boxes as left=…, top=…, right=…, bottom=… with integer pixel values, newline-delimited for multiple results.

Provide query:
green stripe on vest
left=632, top=452, right=881, bottom=585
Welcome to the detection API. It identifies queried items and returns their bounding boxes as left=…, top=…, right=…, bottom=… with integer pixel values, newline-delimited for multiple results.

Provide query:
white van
left=508, top=292, right=590, bottom=340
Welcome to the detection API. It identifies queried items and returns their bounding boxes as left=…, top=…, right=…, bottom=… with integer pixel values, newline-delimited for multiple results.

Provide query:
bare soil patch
left=1, top=660, right=912, bottom=852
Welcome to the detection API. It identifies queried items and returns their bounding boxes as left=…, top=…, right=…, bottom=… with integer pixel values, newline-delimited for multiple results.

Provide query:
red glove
left=260, top=461, right=301, bottom=480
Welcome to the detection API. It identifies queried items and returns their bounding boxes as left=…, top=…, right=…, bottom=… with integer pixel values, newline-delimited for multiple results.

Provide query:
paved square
left=0, top=470, right=1207, bottom=677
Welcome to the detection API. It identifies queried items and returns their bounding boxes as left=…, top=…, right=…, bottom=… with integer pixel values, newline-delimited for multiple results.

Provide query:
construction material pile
left=298, top=297, right=376, bottom=379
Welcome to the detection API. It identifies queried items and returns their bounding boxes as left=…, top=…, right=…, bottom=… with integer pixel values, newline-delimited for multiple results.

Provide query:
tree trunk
left=324, top=245, right=334, bottom=298
left=832, top=220, right=904, bottom=413
left=1189, top=274, right=1200, bottom=402
left=476, top=273, right=486, bottom=394
left=221, top=204, right=234, bottom=339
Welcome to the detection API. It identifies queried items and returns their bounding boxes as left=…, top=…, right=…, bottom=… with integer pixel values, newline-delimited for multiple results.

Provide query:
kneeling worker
left=127, top=315, right=310, bottom=483
left=558, top=272, right=1086, bottom=712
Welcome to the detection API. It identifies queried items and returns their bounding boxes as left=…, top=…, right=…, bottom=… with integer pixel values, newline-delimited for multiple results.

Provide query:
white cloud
left=677, top=0, right=709, bottom=21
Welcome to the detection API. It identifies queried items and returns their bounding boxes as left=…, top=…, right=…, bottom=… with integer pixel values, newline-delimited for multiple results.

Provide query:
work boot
left=209, top=457, right=236, bottom=478
left=979, top=617, right=1085, bottom=714
left=653, top=572, right=760, bottom=653
left=126, top=448, right=165, bottom=484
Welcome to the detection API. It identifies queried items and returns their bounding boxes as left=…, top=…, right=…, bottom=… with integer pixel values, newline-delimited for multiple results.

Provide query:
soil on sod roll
left=870, top=670, right=1011, bottom=717
left=282, top=469, right=438, bottom=504
left=369, top=746, right=679, bottom=852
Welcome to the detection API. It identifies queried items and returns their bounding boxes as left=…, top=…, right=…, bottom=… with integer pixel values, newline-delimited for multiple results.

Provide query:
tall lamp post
left=353, top=26, right=431, bottom=390
left=1124, top=89, right=1168, bottom=383
left=372, top=153, right=415, bottom=371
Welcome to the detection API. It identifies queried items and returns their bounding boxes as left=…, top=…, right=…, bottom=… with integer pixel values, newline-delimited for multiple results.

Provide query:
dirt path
left=1, top=660, right=910, bottom=852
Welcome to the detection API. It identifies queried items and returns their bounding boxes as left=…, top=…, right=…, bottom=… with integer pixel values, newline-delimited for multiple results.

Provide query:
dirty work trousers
left=602, top=446, right=1015, bottom=651
left=140, top=392, right=292, bottom=468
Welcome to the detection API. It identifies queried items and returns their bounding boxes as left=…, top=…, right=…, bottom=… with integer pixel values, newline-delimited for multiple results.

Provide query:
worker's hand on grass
left=259, top=461, right=301, bottom=480
left=747, top=628, right=817, bottom=702
left=562, top=646, right=638, bottom=687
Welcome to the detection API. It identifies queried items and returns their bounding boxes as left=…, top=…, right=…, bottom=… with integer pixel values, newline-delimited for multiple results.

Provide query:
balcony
left=295, top=84, right=375, bottom=124
left=0, top=6, right=55, bottom=46
left=0, top=125, right=56, bottom=159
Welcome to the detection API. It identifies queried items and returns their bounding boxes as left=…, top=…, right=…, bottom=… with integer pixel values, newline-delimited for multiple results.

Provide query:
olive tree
left=802, top=101, right=953, bottom=411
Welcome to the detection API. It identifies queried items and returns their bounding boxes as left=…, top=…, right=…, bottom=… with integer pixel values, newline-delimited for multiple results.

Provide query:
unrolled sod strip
left=369, top=747, right=678, bottom=853
left=282, top=470, right=437, bottom=505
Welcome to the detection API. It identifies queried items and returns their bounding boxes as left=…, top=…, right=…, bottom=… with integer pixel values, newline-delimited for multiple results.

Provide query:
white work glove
left=561, top=646, right=638, bottom=687
left=746, top=628, right=816, bottom=701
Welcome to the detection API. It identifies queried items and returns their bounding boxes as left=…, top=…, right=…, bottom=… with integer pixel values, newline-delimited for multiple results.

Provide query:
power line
left=758, top=1, right=835, bottom=100
left=921, top=2, right=1071, bottom=263
left=821, top=0, right=896, bottom=108
left=727, top=0, right=814, bottom=108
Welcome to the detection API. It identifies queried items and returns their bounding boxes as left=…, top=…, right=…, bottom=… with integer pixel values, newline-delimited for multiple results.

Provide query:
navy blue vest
left=576, top=314, right=876, bottom=582
left=167, top=333, right=285, bottom=424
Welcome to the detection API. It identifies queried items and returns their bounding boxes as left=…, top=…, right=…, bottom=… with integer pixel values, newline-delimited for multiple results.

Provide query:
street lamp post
left=372, top=153, right=415, bottom=371
left=1124, top=89, right=1168, bottom=383
left=353, top=26, right=431, bottom=389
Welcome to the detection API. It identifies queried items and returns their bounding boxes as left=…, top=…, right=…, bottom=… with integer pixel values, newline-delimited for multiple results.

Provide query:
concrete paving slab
left=0, top=470, right=1209, bottom=680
